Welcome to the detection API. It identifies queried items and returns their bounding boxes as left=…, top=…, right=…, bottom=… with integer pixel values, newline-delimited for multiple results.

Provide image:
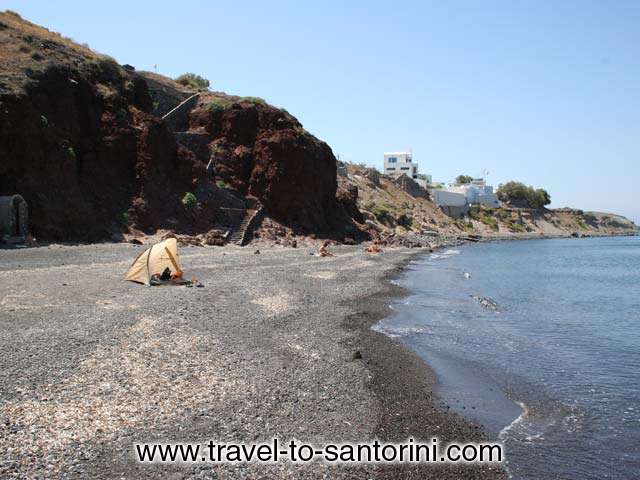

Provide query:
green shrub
left=120, top=212, right=129, bottom=227
left=507, top=221, right=525, bottom=232
left=241, top=96, right=266, bottom=105
left=456, top=174, right=473, bottom=184
left=484, top=217, right=499, bottom=231
left=479, top=214, right=498, bottom=231
left=396, top=213, right=413, bottom=229
left=181, top=192, right=197, bottom=206
left=468, top=207, right=498, bottom=231
left=495, top=208, right=511, bottom=220
left=206, top=100, right=226, bottom=114
left=216, top=179, right=229, bottom=189
left=365, top=202, right=394, bottom=223
left=455, top=219, right=474, bottom=232
left=175, top=73, right=210, bottom=90
left=497, top=181, right=551, bottom=209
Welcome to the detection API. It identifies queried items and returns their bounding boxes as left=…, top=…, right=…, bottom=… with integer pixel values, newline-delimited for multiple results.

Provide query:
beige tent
left=124, top=238, right=183, bottom=285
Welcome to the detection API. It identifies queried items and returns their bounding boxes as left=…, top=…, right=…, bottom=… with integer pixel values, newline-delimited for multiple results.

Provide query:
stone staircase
left=228, top=205, right=264, bottom=246
left=228, top=211, right=251, bottom=244
left=159, top=92, right=265, bottom=247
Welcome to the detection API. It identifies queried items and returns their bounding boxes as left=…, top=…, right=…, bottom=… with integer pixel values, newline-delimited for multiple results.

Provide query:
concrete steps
left=229, top=205, right=264, bottom=246
left=229, top=211, right=252, bottom=244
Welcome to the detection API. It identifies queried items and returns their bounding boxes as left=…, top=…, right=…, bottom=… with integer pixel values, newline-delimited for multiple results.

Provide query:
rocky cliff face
left=186, top=94, right=356, bottom=234
left=0, top=12, right=362, bottom=242
left=0, top=44, right=205, bottom=240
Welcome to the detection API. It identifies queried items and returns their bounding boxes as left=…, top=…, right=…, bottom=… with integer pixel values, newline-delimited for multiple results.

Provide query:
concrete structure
left=414, top=174, right=432, bottom=189
left=445, top=178, right=500, bottom=208
left=384, top=151, right=416, bottom=176
left=430, top=188, right=469, bottom=217
left=383, top=151, right=432, bottom=188
left=431, top=189, right=468, bottom=217
left=431, top=189, right=467, bottom=207
left=0, top=194, right=28, bottom=239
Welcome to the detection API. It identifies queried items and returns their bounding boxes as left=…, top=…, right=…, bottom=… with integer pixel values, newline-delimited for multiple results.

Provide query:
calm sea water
left=375, top=236, right=640, bottom=479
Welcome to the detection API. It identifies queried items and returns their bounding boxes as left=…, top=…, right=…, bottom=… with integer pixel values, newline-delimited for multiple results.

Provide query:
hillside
left=340, top=163, right=638, bottom=243
left=0, top=11, right=360, bottom=243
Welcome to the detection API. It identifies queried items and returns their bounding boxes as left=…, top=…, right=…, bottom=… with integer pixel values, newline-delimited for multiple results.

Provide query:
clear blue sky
left=6, top=1, right=639, bottom=222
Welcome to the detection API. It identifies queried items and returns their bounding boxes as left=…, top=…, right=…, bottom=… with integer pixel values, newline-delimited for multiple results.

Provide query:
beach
left=0, top=243, right=505, bottom=479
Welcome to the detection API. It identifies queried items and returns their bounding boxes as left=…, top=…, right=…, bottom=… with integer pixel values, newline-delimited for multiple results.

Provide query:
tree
left=532, top=188, right=551, bottom=209
left=456, top=174, right=473, bottom=184
left=496, top=181, right=551, bottom=209
left=175, top=73, right=210, bottom=90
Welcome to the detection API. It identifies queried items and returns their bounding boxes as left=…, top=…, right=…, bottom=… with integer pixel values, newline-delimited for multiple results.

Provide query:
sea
left=374, top=236, right=640, bottom=479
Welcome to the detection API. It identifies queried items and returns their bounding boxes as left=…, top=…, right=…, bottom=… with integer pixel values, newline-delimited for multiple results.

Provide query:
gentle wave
left=373, top=324, right=432, bottom=338
left=429, top=249, right=460, bottom=260
left=499, top=401, right=528, bottom=441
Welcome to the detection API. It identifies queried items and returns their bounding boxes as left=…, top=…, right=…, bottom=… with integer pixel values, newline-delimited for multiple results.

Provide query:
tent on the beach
left=124, top=238, right=184, bottom=286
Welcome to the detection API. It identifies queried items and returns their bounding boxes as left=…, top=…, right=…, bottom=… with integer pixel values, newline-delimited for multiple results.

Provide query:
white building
left=445, top=178, right=500, bottom=208
left=431, top=188, right=468, bottom=217
left=431, top=189, right=467, bottom=207
left=383, top=151, right=430, bottom=188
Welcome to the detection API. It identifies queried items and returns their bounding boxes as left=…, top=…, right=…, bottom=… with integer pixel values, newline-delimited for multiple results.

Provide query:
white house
left=383, top=151, right=430, bottom=188
left=445, top=178, right=500, bottom=208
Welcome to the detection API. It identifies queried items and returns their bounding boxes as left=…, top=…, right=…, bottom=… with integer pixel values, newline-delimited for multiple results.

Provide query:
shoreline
left=343, top=248, right=507, bottom=479
left=1, top=224, right=636, bottom=251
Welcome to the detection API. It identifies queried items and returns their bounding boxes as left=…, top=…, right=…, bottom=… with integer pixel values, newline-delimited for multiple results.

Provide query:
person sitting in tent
left=124, top=238, right=186, bottom=286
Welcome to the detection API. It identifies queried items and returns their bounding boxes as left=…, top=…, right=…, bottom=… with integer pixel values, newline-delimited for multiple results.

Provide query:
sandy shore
left=0, top=243, right=505, bottom=479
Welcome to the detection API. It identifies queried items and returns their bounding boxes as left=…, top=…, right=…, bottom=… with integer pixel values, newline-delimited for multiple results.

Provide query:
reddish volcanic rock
left=250, top=129, right=338, bottom=231
left=0, top=13, right=366, bottom=242
left=336, top=183, right=363, bottom=224
left=189, top=95, right=362, bottom=236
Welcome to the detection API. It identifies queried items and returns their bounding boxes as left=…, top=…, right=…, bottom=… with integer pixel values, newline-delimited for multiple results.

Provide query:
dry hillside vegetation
left=341, top=164, right=637, bottom=239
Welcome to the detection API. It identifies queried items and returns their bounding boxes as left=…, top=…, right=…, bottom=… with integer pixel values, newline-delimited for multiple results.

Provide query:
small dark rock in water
left=254, top=249, right=261, bottom=255
left=470, top=294, right=499, bottom=310
left=352, top=350, right=362, bottom=360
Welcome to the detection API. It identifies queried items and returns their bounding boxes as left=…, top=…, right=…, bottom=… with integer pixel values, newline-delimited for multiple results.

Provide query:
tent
left=124, top=238, right=183, bottom=285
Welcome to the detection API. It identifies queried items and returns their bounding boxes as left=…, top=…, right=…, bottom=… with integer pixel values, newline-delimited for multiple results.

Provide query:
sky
left=5, top=0, right=639, bottom=222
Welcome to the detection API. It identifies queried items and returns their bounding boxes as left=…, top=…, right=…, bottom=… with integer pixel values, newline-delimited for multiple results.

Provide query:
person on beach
left=318, top=241, right=334, bottom=257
